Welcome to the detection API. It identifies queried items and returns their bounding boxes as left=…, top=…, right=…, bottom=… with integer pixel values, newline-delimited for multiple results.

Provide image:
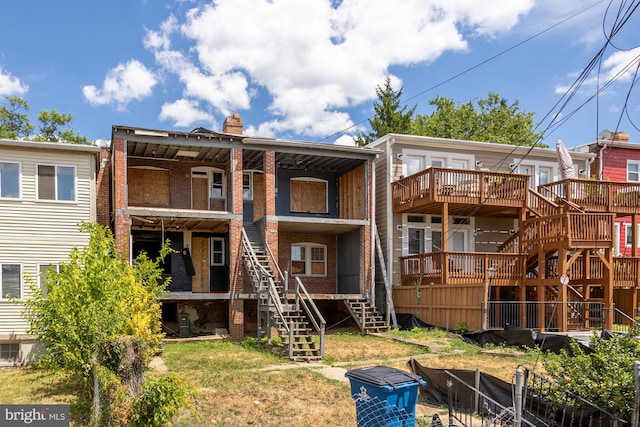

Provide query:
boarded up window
left=128, top=168, right=170, bottom=206
left=290, top=178, right=327, bottom=213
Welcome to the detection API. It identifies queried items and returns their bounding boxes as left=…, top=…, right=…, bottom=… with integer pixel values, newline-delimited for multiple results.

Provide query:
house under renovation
left=103, top=116, right=387, bottom=360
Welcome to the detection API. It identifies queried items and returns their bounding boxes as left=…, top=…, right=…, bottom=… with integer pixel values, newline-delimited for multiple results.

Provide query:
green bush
left=130, top=375, right=193, bottom=427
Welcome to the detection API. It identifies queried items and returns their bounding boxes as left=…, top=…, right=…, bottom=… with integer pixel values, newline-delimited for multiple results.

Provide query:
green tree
left=34, top=108, right=89, bottom=144
left=355, top=77, right=416, bottom=146
left=23, top=222, right=172, bottom=424
left=0, top=96, right=89, bottom=143
left=0, top=96, right=35, bottom=139
left=542, top=331, right=640, bottom=420
left=410, top=92, right=543, bottom=147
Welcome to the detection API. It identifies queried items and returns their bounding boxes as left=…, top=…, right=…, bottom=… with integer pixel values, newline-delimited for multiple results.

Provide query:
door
left=209, top=237, right=229, bottom=292
left=191, top=237, right=210, bottom=292
left=192, top=174, right=209, bottom=210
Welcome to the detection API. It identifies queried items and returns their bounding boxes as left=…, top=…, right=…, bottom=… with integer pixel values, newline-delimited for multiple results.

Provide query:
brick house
left=101, top=116, right=384, bottom=358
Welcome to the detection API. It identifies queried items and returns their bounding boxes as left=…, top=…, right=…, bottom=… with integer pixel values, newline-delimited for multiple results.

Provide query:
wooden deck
left=539, top=178, right=640, bottom=215
left=392, top=167, right=528, bottom=216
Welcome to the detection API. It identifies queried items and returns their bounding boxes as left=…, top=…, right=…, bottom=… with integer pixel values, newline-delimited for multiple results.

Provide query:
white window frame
left=36, top=164, right=77, bottom=202
left=291, top=243, right=327, bottom=277
left=515, top=160, right=559, bottom=188
left=628, top=161, right=640, bottom=182
left=401, top=214, right=474, bottom=255
left=210, top=238, right=225, bottom=266
left=625, top=224, right=640, bottom=248
left=400, top=149, right=473, bottom=178
left=1, top=263, right=22, bottom=300
left=192, top=167, right=226, bottom=200
left=38, top=263, right=59, bottom=296
left=0, top=161, right=21, bottom=199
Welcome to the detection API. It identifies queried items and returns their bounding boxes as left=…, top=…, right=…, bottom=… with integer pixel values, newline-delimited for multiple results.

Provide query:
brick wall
left=112, top=138, right=129, bottom=258
left=278, top=231, right=337, bottom=293
left=96, top=147, right=111, bottom=227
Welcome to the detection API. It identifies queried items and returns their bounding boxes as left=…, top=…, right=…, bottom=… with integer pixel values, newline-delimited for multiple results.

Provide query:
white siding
left=0, top=143, right=97, bottom=337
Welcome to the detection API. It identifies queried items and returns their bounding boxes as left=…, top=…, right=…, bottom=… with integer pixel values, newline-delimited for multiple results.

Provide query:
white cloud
left=334, top=134, right=357, bottom=146
left=554, top=46, right=640, bottom=96
left=139, top=0, right=534, bottom=138
left=0, top=67, right=28, bottom=96
left=82, top=60, right=158, bottom=110
left=159, top=99, right=213, bottom=127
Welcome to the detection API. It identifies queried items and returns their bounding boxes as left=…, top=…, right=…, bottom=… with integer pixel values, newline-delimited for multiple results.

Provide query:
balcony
left=539, top=179, right=640, bottom=215
left=400, top=251, right=525, bottom=286
left=392, top=167, right=528, bottom=216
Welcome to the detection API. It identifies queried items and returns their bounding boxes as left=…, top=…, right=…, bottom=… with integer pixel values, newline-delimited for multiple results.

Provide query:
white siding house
left=0, top=139, right=99, bottom=365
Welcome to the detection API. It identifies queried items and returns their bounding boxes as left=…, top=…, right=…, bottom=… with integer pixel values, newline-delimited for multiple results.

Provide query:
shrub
left=130, top=375, right=194, bottom=427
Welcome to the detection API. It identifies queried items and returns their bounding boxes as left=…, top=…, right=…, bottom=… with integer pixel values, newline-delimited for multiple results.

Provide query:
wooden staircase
left=344, top=298, right=388, bottom=333
left=242, top=223, right=325, bottom=361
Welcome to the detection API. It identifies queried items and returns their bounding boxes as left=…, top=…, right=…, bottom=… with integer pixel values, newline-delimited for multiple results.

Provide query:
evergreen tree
left=355, top=77, right=416, bottom=146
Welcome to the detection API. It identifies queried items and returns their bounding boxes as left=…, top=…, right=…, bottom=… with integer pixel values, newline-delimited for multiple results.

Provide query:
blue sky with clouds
left=0, top=0, right=638, bottom=147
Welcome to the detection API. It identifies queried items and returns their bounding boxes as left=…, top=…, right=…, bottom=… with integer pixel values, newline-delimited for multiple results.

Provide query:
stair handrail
left=264, top=239, right=288, bottom=291
left=293, top=276, right=326, bottom=357
left=240, top=228, right=290, bottom=336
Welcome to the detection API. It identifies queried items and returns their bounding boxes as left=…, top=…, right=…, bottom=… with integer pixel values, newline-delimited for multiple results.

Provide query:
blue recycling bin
left=345, top=365, right=426, bottom=427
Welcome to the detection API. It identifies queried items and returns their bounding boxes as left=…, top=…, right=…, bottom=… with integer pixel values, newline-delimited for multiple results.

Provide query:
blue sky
left=0, top=0, right=638, bottom=147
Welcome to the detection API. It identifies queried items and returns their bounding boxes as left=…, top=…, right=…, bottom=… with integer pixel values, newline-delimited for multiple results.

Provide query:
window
left=211, top=171, right=224, bottom=198
left=243, top=173, right=253, bottom=200
left=626, top=224, right=640, bottom=247
left=211, top=238, right=225, bottom=266
left=38, top=264, right=59, bottom=296
left=37, top=165, right=75, bottom=201
left=405, top=155, right=425, bottom=176
left=1, top=264, right=21, bottom=299
left=628, top=161, right=640, bottom=182
left=0, top=162, right=20, bottom=198
left=538, top=167, right=551, bottom=186
left=290, top=178, right=327, bottom=213
left=291, top=243, right=326, bottom=276
left=0, top=343, right=19, bottom=361
left=408, top=228, right=425, bottom=255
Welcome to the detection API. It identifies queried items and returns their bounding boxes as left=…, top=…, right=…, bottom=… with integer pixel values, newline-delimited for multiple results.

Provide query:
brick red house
left=572, top=131, right=640, bottom=257
left=99, top=116, right=384, bottom=359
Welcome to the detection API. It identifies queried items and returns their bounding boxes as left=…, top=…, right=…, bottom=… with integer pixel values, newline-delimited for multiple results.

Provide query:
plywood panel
left=339, top=165, right=365, bottom=219
left=290, top=179, right=326, bottom=213
left=191, top=237, right=209, bottom=293
left=128, top=168, right=170, bottom=206
left=192, top=177, right=208, bottom=210
left=253, top=173, right=265, bottom=220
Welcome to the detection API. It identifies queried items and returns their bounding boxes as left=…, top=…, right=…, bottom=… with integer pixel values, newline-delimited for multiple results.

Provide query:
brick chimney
left=611, top=131, right=629, bottom=142
left=222, top=113, right=243, bottom=135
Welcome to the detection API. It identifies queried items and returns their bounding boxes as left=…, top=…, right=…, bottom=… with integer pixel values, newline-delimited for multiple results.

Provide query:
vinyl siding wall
left=0, top=145, right=96, bottom=338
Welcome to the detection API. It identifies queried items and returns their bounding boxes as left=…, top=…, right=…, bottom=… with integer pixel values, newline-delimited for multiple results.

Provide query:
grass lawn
left=0, top=329, right=543, bottom=426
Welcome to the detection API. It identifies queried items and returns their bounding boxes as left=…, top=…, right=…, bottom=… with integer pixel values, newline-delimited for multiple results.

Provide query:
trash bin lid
left=345, top=366, right=425, bottom=388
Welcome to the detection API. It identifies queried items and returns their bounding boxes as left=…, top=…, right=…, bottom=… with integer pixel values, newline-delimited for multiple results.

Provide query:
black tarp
left=461, top=327, right=593, bottom=355
left=396, top=313, right=435, bottom=330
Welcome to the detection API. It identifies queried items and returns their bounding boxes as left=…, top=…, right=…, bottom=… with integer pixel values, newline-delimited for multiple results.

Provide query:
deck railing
left=486, top=301, right=606, bottom=331
left=392, top=167, right=528, bottom=210
left=400, top=251, right=525, bottom=285
left=521, top=212, right=614, bottom=249
left=539, top=178, right=640, bottom=214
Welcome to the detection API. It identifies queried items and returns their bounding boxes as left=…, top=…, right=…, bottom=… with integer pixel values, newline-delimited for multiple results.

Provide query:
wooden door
left=191, top=237, right=210, bottom=292
left=192, top=176, right=209, bottom=210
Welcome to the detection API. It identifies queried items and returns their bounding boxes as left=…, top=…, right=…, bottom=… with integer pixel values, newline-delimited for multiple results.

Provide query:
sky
left=0, top=0, right=639, bottom=148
